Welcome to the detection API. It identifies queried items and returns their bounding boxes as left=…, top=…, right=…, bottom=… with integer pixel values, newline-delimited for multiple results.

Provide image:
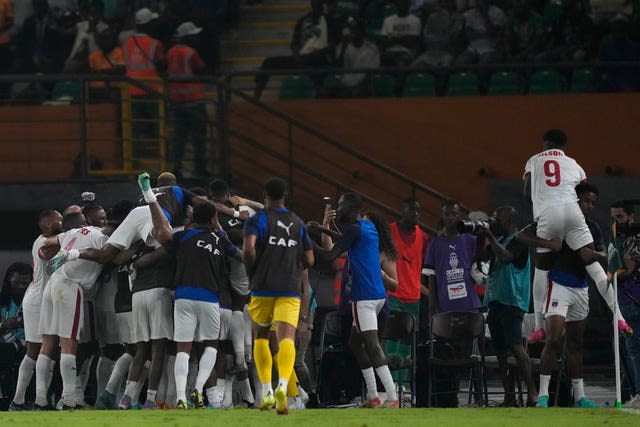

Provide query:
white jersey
left=58, top=226, right=109, bottom=290
left=27, top=235, right=50, bottom=298
left=524, top=148, right=587, bottom=220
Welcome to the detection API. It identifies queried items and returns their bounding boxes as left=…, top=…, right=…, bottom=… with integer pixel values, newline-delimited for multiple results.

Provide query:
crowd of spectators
left=0, top=0, right=236, bottom=103
left=257, top=0, right=640, bottom=97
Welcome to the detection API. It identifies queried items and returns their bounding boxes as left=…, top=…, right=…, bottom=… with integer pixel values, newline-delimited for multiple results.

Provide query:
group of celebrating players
left=5, top=127, right=633, bottom=413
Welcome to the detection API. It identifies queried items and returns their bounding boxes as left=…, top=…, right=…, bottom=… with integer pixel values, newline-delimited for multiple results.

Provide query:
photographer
left=476, top=207, right=537, bottom=407
left=609, top=201, right=640, bottom=408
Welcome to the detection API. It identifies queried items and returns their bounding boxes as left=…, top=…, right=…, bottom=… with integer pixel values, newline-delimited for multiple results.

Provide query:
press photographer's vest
left=485, top=234, right=531, bottom=312
left=252, top=209, right=304, bottom=295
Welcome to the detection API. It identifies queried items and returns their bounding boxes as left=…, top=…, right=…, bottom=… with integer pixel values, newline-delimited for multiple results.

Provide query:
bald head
left=157, top=172, right=177, bottom=187
left=63, top=205, right=83, bottom=215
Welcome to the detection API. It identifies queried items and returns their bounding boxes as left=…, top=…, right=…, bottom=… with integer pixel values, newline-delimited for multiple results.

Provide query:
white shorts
left=352, top=299, right=385, bottom=332
left=174, top=299, right=220, bottom=343
left=218, top=307, right=232, bottom=341
left=132, top=288, right=174, bottom=342
left=229, top=259, right=250, bottom=296
left=544, top=282, right=589, bottom=322
left=22, top=285, right=43, bottom=343
left=39, top=275, right=84, bottom=340
left=536, top=203, right=593, bottom=253
left=107, top=206, right=159, bottom=250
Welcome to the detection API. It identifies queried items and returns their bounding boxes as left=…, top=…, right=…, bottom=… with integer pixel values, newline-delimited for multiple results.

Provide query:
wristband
left=142, top=188, right=157, bottom=204
left=67, top=249, right=80, bottom=261
left=233, top=210, right=240, bottom=219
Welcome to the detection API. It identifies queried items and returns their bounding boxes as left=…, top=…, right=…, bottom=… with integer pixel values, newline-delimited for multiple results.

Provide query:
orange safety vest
left=166, top=45, right=205, bottom=102
left=89, top=48, right=125, bottom=89
left=123, top=34, right=161, bottom=96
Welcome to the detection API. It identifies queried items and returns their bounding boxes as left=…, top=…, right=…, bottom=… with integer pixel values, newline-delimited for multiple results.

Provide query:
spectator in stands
left=255, top=0, right=333, bottom=100
left=0, top=0, right=13, bottom=99
left=88, top=28, right=125, bottom=100
left=13, top=0, right=67, bottom=74
left=504, top=0, right=545, bottom=63
left=455, top=0, right=506, bottom=66
left=64, top=0, right=108, bottom=72
left=379, top=0, right=422, bottom=66
left=0, top=263, right=32, bottom=371
left=589, top=0, right=633, bottom=25
left=412, top=0, right=465, bottom=68
left=166, top=21, right=208, bottom=179
left=330, top=17, right=380, bottom=97
left=597, top=14, right=639, bottom=92
left=534, top=0, right=594, bottom=64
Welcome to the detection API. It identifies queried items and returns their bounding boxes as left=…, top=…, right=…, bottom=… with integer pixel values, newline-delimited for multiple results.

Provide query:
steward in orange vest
left=167, top=21, right=209, bottom=179
left=167, top=22, right=206, bottom=102
left=123, top=8, right=165, bottom=96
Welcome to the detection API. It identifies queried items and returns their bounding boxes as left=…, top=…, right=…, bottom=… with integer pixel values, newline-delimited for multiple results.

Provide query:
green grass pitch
left=4, top=408, right=639, bottom=427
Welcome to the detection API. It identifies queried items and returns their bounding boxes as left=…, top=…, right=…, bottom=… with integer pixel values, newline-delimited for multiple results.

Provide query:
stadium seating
left=447, top=72, right=480, bottom=96
left=529, top=70, right=563, bottom=94
left=488, top=71, right=521, bottom=95
left=372, top=73, right=396, bottom=97
left=570, top=68, right=595, bottom=93
left=279, top=75, right=314, bottom=100
left=403, top=73, right=436, bottom=97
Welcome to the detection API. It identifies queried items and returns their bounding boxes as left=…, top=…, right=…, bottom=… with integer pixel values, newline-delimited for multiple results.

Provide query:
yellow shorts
left=248, top=296, right=300, bottom=328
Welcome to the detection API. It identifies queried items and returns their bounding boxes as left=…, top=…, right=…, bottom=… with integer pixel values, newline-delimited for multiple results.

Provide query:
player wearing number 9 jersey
left=522, top=129, right=628, bottom=341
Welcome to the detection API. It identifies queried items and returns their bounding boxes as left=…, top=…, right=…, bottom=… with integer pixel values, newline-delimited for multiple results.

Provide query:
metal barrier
left=0, top=74, right=223, bottom=182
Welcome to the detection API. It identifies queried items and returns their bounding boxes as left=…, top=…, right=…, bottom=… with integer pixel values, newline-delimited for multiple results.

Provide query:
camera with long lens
left=457, top=218, right=496, bottom=234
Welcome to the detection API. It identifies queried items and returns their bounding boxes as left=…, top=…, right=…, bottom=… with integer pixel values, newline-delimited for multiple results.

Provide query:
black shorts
left=487, top=301, right=524, bottom=353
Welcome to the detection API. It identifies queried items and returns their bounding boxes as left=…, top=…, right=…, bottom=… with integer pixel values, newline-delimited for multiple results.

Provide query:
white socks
left=35, top=354, right=53, bottom=406
left=539, top=374, right=551, bottom=397
left=174, top=352, right=190, bottom=403
left=572, top=378, right=585, bottom=401
left=13, top=356, right=36, bottom=404
left=375, top=365, right=397, bottom=401
left=196, top=347, right=218, bottom=393
left=223, top=375, right=234, bottom=407
left=587, top=262, right=626, bottom=321
left=239, top=378, right=255, bottom=404
left=164, top=355, right=177, bottom=408
left=361, top=367, right=378, bottom=399
left=532, top=268, right=549, bottom=330
left=206, top=379, right=224, bottom=406
left=278, top=377, right=288, bottom=393
left=105, top=352, right=133, bottom=394
left=231, top=311, right=245, bottom=365
left=95, top=356, right=115, bottom=405
left=262, top=382, right=273, bottom=396
left=60, top=354, right=77, bottom=407
left=186, top=358, right=198, bottom=396
left=75, top=355, right=94, bottom=405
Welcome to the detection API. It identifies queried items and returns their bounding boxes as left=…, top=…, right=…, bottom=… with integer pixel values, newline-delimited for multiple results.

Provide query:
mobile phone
left=323, top=197, right=332, bottom=206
